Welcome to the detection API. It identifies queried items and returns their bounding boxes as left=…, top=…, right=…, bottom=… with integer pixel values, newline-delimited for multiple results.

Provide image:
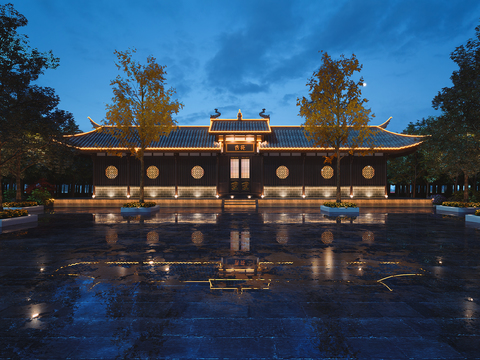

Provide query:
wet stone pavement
left=0, top=207, right=479, bottom=359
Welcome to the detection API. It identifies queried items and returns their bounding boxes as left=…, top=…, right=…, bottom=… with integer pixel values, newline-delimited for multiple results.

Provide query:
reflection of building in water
left=276, top=226, right=288, bottom=244
left=192, top=231, right=203, bottom=245
left=105, top=229, right=118, bottom=244
left=321, top=230, right=334, bottom=244
left=147, top=231, right=159, bottom=244
left=362, top=231, right=374, bottom=243
left=262, top=213, right=386, bottom=224
left=220, top=256, right=259, bottom=277
left=94, top=213, right=218, bottom=224
left=230, top=231, right=250, bottom=252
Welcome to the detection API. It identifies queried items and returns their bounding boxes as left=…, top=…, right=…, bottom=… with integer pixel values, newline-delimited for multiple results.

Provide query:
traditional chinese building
left=65, top=109, right=424, bottom=199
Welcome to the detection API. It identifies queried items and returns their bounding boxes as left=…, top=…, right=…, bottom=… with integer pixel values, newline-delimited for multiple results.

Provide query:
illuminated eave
left=259, top=142, right=425, bottom=152
left=71, top=146, right=222, bottom=151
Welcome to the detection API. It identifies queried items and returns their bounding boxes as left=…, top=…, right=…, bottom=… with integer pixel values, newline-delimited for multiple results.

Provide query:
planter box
left=436, top=205, right=479, bottom=216
left=120, top=205, right=160, bottom=215
left=0, top=214, right=38, bottom=228
left=466, top=214, right=480, bottom=226
left=320, top=205, right=359, bottom=216
left=4, top=205, right=44, bottom=214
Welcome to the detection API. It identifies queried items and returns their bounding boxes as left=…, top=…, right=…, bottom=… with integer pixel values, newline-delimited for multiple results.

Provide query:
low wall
left=55, top=198, right=432, bottom=208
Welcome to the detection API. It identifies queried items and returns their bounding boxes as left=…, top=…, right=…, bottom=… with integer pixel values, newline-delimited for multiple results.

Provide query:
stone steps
left=223, top=199, right=258, bottom=208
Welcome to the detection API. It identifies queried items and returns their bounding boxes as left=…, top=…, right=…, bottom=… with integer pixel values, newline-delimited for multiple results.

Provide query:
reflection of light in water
left=464, top=297, right=475, bottom=318
left=147, top=231, right=159, bottom=244
left=276, top=226, right=288, bottom=244
left=230, top=231, right=249, bottom=251
left=192, top=231, right=203, bottom=245
left=324, top=247, right=334, bottom=279
left=105, top=230, right=118, bottom=244
left=241, top=231, right=250, bottom=252
left=321, top=231, right=334, bottom=244
left=311, top=258, right=320, bottom=279
left=231, top=231, right=239, bottom=251
left=362, top=231, right=374, bottom=243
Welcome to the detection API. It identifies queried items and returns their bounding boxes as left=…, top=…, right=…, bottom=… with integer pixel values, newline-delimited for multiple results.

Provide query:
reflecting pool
left=0, top=207, right=479, bottom=359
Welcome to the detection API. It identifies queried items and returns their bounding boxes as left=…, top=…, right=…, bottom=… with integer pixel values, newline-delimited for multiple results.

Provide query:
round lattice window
left=191, top=166, right=204, bottom=179
left=276, top=165, right=289, bottom=179
left=362, top=165, right=375, bottom=179
left=105, top=165, right=118, bottom=179
left=321, top=166, right=334, bottom=179
left=146, top=166, right=159, bottom=179
left=321, top=231, right=334, bottom=244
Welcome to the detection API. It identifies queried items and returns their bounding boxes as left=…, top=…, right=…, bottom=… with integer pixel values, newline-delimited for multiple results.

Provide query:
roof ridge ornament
left=237, top=109, right=242, bottom=121
left=378, top=117, right=392, bottom=129
left=88, top=116, right=101, bottom=128
left=210, top=108, right=221, bottom=119
left=259, top=108, right=270, bottom=119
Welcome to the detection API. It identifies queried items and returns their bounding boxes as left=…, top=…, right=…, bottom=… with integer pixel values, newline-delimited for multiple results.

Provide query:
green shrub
left=0, top=209, right=28, bottom=219
left=27, top=188, right=54, bottom=206
left=2, top=189, right=16, bottom=202
left=448, top=189, right=480, bottom=202
left=475, top=209, right=480, bottom=216
left=122, top=202, right=157, bottom=208
left=3, top=201, right=38, bottom=207
left=323, top=201, right=357, bottom=208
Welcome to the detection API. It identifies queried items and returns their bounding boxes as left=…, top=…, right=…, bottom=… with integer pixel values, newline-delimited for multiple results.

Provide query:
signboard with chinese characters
left=226, top=143, right=254, bottom=152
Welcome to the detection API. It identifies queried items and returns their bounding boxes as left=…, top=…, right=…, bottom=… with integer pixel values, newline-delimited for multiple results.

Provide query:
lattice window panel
left=146, top=166, right=159, bottom=179
left=105, top=166, right=118, bottom=179
left=191, top=165, right=204, bottom=179
left=362, top=165, right=375, bottom=179
left=276, top=165, right=289, bottom=179
left=321, top=166, right=334, bottom=179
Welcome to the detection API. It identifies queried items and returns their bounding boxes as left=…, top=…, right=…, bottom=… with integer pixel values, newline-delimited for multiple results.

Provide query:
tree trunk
left=140, top=154, right=145, bottom=203
left=0, top=148, right=3, bottom=210
left=464, top=172, right=469, bottom=202
left=15, top=158, right=22, bottom=201
left=336, top=149, right=341, bottom=203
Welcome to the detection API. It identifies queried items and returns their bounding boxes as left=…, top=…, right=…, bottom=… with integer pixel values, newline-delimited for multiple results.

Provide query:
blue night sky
left=11, top=0, right=480, bottom=133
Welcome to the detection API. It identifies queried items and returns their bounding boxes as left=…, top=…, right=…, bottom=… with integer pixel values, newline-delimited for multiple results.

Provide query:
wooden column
left=174, top=153, right=178, bottom=197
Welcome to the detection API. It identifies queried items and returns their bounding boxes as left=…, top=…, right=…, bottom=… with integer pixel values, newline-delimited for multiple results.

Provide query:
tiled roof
left=209, top=119, right=270, bottom=132
left=65, top=127, right=219, bottom=149
left=65, top=125, right=423, bottom=151
left=261, top=127, right=424, bottom=150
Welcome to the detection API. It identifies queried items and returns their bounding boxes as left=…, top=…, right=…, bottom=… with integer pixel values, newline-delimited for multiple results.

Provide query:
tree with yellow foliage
left=102, top=48, right=183, bottom=203
left=298, top=52, right=375, bottom=203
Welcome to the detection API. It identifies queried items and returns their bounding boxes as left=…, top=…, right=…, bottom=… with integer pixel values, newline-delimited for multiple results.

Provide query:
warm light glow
left=92, top=194, right=96, bottom=198
left=350, top=194, right=353, bottom=198
left=149, top=261, right=154, bottom=265
left=40, top=268, right=44, bottom=272
left=248, top=195, right=251, bottom=199
left=32, top=313, right=39, bottom=319
left=467, top=297, right=474, bottom=302
left=261, top=194, right=264, bottom=198
left=216, top=194, right=219, bottom=198
left=127, top=194, right=130, bottom=199
left=385, top=194, right=388, bottom=198
left=231, top=195, right=234, bottom=199
left=174, top=194, right=178, bottom=198
left=302, top=194, right=306, bottom=198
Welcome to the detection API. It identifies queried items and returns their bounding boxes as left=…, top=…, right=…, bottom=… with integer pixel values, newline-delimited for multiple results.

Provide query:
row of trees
left=388, top=24, right=480, bottom=202
left=0, top=4, right=82, bottom=207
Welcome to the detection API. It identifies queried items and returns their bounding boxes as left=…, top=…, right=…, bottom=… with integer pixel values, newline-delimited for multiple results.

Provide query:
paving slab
left=0, top=207, right=479, bottom=359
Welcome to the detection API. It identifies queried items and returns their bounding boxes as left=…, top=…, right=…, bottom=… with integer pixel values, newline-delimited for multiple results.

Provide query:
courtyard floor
left=0, top=207, right=479, bottom=359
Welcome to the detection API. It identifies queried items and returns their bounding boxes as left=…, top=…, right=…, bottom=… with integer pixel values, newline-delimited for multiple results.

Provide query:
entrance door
left=230, top=157, right=250, bottom=193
